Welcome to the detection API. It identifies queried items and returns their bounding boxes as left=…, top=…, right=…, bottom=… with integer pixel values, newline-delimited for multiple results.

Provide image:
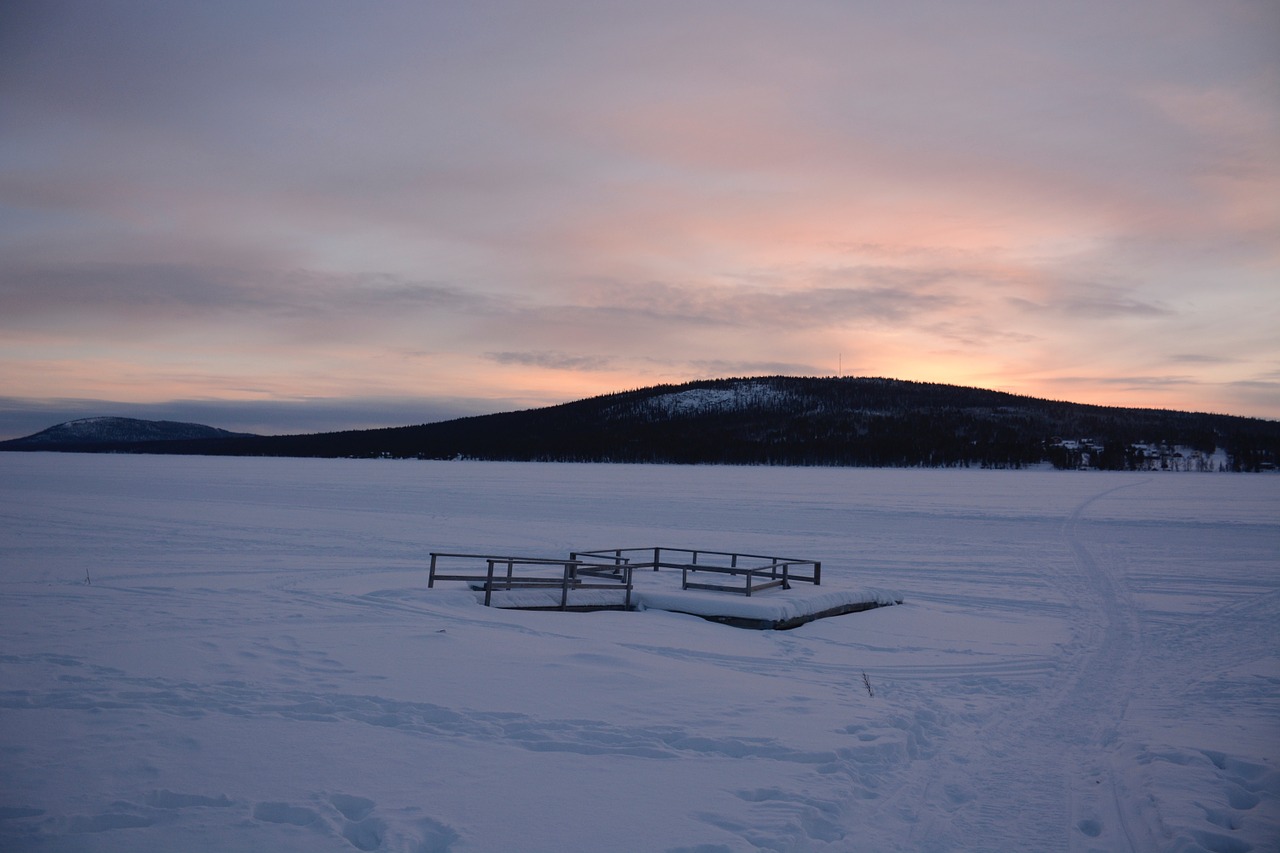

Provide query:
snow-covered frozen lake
left=1, top=454, right=1276, bottom=852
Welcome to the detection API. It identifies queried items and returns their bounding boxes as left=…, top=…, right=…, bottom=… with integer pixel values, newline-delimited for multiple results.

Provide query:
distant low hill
left=0, top=416, right=253, bottom=450
left=3, top=378, right=1278, bottom=470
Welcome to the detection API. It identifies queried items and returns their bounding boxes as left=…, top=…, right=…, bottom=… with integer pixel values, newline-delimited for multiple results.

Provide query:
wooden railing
left=428, top=552, right=633, bottom=609
left=570, top=547, right=821, bottom=587
left=678, top=560, right=818, bottom=596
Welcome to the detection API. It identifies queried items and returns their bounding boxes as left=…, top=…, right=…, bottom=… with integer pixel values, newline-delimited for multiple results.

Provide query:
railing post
left=653, top=546, right=660, bottom=571
left=560, top=562, right=572, bottom=610
left=814, top=561, right=821, bottom=585
left=428, top=553, right=438, bottom=588
left=484, top=559, right=496, bottom=607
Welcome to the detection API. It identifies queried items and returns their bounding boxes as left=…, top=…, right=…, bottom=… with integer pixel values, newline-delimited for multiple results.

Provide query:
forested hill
left=6, top=377, right=1277, bottom=470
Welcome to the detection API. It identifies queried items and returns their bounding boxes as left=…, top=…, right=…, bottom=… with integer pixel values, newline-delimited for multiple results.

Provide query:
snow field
left=0, top=454, right=1276, bottom=852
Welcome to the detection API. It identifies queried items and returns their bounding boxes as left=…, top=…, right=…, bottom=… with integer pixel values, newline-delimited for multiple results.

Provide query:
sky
left=2, top=0, right=1278, bottom=438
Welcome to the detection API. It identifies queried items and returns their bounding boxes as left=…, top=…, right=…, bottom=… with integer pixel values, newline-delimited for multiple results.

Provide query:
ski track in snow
left=889, top=477, right=1278, bottom=853
left=839, top=480, right=1143, bottom=851
left=0, top=455, right=1277, bottom=852
left=903, top=480, right=1157, bottom=850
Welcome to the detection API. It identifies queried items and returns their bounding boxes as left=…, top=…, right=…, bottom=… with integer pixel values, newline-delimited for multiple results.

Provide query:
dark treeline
left=5, top=377, right=1278, bottom=471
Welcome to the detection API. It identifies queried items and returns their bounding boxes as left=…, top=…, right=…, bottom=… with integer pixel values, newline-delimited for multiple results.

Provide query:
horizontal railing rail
left=572, top=547, right=820, bottom=586
left=429, top=552, right=633, bottom=609
left=678, top=560, right=821, bottom=596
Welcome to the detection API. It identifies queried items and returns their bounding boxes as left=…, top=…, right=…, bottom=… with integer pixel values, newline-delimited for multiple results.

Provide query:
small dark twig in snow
left=862, top=671, right=874, bottom=698
left=84, top=568, right=91, bottom=585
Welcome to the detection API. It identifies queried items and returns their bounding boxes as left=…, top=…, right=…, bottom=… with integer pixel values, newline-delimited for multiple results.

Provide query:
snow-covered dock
left=428, top=546, right=902, bottom=629
left=481, top=582, right=902, bottom=630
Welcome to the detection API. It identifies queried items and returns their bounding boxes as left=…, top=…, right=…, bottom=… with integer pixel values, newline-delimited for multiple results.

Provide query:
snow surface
left=0, top=454, right=1276, bottom=852
left=635, top=382, right=795, bottom=416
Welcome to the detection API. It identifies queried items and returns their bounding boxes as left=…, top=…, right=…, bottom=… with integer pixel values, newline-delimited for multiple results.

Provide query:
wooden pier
left=427, top=546, right=897, bottom=629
